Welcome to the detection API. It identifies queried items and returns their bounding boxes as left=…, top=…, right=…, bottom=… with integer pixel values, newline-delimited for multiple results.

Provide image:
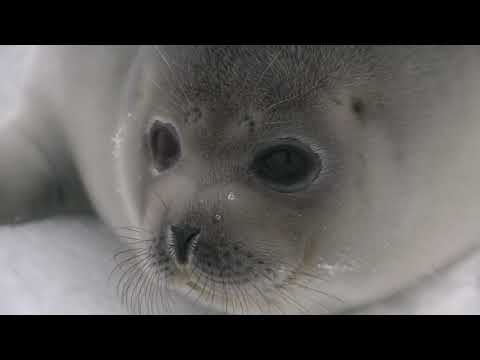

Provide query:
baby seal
left=1, top=45, right=480, bottom=314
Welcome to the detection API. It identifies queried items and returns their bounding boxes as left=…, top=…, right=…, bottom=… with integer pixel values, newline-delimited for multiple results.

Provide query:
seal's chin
left=156, top=245, right=307, bottom=314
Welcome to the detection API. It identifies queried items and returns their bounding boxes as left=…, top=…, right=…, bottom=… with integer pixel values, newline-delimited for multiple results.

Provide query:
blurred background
left=0, top=45, right=479, bottom=315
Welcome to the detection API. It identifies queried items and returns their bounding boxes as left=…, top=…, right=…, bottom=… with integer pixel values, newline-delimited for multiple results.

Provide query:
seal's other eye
left=250, top=142, right=321, bottom=193
left=150, top=121, right=181, bottom=172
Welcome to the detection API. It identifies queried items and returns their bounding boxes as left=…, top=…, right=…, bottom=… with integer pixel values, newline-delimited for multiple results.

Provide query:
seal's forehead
left=149, top=45, right=373, bottom=108
left=156, top=45, right=367, bottom=68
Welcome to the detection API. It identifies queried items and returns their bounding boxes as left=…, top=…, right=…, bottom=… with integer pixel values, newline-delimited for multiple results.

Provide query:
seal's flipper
left=0, top=125, right=58, bottom=224
left=0, top=114, right=91, bottom=225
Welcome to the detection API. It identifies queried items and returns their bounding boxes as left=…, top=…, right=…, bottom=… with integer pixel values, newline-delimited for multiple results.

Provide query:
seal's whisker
left=226, top=280, right=245, bottom=315
left=191, top=268, right=211, bottom=310
left=122, top=254, right=153, bottom=312
left=161, top=268, right=174, bottom=314
left=116, top=235, right=154, bottom=244
left=289, top=281, right=332, bottom=314
left=239, top=283, right=257, bottom=315
left=142, top=256, right=166, bottom=315
left=245, top=281, right=268, bottom=314
left=112, top=247, right=150, bottom=263
left=144, top=262, right=160, bottom=315
left=157, top=272, right=170, bottom=314
left=142, top=259, right=165, bottom=315
left=114, top=226, right=154, bottom=235
left=109, top=249, right=151, bottom=284
left=274, top=259, right=326, bottom=281
left=130, top=255, right=156, bottom=314
left=115, top=252, right=151, bottom=303
left=248, top=272, right=284, bottom=314
left=289, top=279, right=345, bottom=304
left=258, top=271, right=311, bottom=314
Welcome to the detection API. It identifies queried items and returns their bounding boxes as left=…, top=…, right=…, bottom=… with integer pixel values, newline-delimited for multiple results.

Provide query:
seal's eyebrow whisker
left=262, top=80, right=328, bottom=113
left=250, top=49, right=283, bottom=99
left=152, top=45, right=193, bottom=108
left=149, top=78, right=188, bottom=113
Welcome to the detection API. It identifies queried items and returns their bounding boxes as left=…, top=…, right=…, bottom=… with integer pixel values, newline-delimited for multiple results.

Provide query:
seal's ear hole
left=150, top=121, right=181, bottom=172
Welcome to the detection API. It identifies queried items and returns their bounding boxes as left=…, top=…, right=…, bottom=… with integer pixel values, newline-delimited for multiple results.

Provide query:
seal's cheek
left=211, top=187, right=309, bottom=269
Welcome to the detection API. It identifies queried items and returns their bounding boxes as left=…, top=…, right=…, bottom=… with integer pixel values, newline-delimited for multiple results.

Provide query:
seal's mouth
left=112, top=225, right=342, bottom=314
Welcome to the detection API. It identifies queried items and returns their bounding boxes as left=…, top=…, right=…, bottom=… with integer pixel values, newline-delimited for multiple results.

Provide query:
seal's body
left=2, top=45, right=480, bottom=314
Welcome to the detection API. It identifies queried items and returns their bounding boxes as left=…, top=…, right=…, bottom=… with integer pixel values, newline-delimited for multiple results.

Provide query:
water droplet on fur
left=227, top=192, right=236, bottom=201
left=214, top=214, right=222, bottom=222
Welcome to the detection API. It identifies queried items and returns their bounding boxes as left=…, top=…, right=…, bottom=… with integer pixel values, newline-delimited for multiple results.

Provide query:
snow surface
left=1, top=45, right=479, bottom=315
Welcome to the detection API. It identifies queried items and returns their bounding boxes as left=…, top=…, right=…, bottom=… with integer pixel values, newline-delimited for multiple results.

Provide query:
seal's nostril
left=170, top=224, right=201, bottom=264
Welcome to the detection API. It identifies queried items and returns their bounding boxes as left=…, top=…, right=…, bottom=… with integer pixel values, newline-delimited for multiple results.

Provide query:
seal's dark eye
left=150, top=121, right=181, bottom=172
left=250, top=142, right=321, bottom=193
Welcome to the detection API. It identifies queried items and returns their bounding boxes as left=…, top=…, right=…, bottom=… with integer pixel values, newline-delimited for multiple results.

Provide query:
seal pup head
left=111, top=45, right=480, bottom=314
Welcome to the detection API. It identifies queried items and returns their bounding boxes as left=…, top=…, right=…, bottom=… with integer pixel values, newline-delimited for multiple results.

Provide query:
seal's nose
left=169, top=224, right=201, bottom=264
